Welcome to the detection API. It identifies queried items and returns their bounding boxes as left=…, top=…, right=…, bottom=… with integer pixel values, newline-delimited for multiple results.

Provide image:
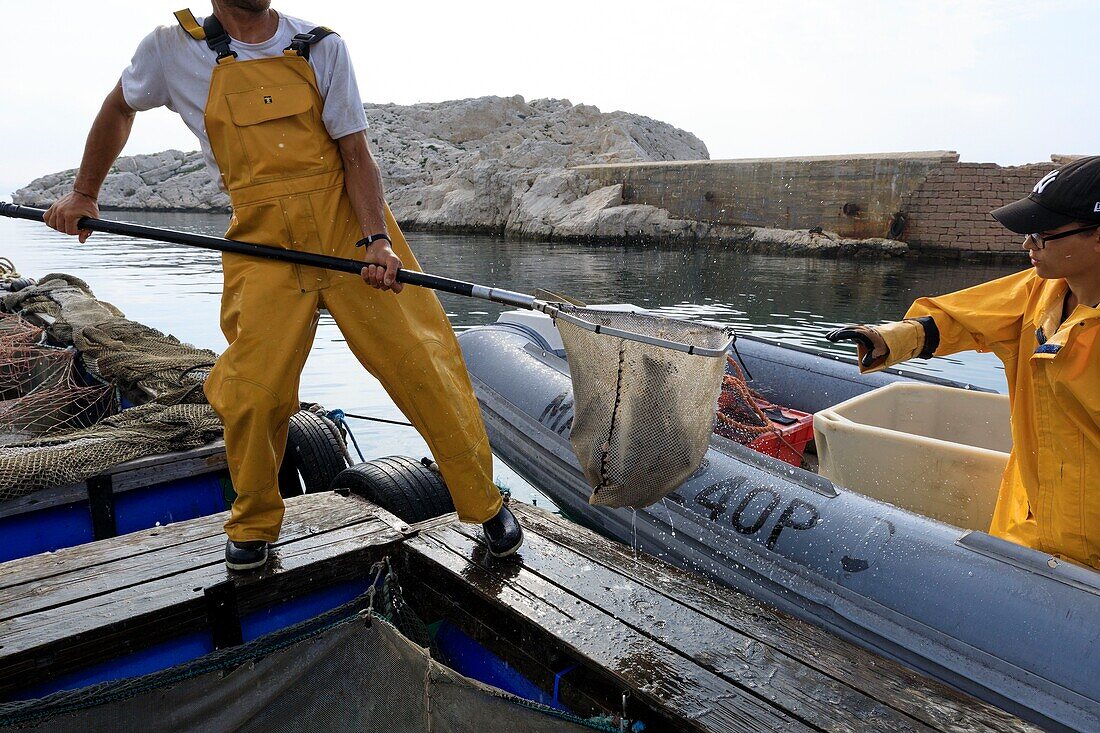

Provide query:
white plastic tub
left=814, top=382, right=1011, bottom=531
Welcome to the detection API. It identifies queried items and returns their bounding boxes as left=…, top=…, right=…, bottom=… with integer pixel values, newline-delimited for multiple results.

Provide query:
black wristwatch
left=355, top=233, right=391, bottom=248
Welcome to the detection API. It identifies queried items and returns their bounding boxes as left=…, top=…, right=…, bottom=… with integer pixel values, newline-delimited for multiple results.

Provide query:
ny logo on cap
left=1033, top=170, right=1059, bottom=194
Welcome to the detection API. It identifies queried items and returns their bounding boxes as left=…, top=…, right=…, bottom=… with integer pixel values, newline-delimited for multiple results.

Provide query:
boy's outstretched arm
left=828, top=268, right=1035, bottom=373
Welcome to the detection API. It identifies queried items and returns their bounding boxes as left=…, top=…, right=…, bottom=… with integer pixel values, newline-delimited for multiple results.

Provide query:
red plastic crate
left=748, top=403, right=814, bottom=467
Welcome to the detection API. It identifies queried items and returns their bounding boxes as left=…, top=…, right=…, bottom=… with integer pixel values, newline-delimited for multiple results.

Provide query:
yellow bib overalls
left=176, top=12, right=501, bottom=542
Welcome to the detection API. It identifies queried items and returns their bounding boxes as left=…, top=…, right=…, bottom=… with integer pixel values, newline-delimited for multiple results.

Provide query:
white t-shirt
left=121, top=12, right=368, bottom=186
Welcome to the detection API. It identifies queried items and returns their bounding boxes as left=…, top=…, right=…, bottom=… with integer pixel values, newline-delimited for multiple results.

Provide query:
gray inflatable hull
left=458, top=324, right=1100, bottom=732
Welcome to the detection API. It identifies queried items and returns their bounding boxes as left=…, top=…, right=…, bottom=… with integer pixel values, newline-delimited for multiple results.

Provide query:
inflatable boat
left=457, top=308, right=1100, bottom=733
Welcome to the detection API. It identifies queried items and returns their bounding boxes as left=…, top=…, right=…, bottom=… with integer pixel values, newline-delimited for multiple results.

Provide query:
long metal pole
left=0, top=202, right=539, bottom=310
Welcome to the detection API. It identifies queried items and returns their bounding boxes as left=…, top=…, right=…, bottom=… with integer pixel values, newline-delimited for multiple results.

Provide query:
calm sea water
left=1, top=212, right=1022, bottom=506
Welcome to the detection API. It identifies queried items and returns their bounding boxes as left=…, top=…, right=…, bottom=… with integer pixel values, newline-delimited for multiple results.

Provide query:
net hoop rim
left=553, top=308, right=734, bottom=357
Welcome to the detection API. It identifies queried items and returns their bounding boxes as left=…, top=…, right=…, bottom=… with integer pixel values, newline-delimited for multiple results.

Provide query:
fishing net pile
left=714, top=356, right=778, bottom=444
left=0, top=326, right=116, bottom=446
left=0, top=274, right=221, bottom=501
left=713, top=355, right=812, bottom=467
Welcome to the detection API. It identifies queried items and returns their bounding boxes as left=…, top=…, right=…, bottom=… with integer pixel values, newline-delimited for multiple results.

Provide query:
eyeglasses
left=1025, top=224, right=1100, bottom=249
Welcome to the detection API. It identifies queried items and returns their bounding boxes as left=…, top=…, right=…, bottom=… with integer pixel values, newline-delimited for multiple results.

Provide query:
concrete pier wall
left=575, top=152, right=1064, bottom=256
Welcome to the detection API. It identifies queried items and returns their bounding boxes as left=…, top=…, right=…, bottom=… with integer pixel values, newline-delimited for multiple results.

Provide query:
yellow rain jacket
left=865, top=268, right=1099, bottom=568
left=174, top=11, right=501, bottom=542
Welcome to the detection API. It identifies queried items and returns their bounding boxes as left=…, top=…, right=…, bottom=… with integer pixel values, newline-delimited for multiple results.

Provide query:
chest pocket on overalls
left=225, top=83, right=330, bottom=183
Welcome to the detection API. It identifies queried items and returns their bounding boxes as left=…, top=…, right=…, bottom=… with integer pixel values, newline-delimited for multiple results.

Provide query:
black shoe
left=225, top=539, right=269, bottom=571
left=482, top=505, right=523, bottom=557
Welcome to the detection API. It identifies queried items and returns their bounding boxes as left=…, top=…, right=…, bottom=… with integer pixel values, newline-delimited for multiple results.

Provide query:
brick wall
left=900, top=162, right=1054, bottom=255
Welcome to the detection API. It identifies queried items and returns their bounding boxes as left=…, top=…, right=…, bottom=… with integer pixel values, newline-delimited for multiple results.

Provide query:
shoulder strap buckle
left=202, top=14, right=238, bottom=60
left=284, top=26, right=337, bottom=61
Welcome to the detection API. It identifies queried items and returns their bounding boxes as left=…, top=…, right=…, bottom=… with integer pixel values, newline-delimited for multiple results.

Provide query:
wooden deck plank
left=0, top=494, right=380, bottom=621
left=406, top=523, right=819, bottom=733
left=0, top=516, right=394, bottom=657
left=0, top=496, right=1037, bottom=733
left=0, top=491, right=373, bottom=594
left=0, top=518, right=404, bottom=694
left=0, top=493, right=410, bottom=696
left=513, top=504, right=1039, bottom=733
left=443, top=520, right=936, bottom=733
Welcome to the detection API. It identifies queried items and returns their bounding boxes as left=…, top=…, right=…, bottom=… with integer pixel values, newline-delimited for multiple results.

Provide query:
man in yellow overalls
left=44, top=1, right=522, bottom=569
left=828, top=156, right=1100, bottom=570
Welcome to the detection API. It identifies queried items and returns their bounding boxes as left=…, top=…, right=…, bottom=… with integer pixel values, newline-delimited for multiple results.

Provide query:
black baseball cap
left=991, top=155, right=1100, bottom=234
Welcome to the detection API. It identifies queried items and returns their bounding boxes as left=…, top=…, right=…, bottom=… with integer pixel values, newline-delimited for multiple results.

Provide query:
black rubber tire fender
left=329, top=455, right=455, bottom=523
left=278, top=410, right=350, bottom=498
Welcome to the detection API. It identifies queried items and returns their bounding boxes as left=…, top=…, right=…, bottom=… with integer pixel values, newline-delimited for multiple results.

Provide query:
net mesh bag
left=554, top=307, right=732, bottom=508
left=0, top=563, right=611, bottom=733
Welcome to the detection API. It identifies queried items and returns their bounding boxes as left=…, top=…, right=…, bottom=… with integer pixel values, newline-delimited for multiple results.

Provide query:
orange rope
left=715, top=355, right=776, bottom=443
left=715, top=355, right=812, bottom=462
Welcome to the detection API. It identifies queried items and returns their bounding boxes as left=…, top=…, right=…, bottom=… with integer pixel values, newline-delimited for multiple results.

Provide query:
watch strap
left=355, top=233, right=391, bottom=248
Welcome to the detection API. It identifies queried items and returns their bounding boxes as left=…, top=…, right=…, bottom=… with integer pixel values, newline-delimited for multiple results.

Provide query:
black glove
left=826, top=325, right=889, bottom=369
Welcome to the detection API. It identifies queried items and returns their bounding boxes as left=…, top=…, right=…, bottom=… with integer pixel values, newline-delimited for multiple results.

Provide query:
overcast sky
left=2, top=0, right=1096, bottom=198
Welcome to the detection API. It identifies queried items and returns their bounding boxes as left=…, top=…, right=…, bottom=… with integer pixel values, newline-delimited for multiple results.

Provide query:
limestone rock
left=15, top=96, right=705, bottom=227
left=16, top=150, right=229, bottom=211
left=13, top=95, right=906, bottom=255
left=363, top=95, right=709, bottom=236
left=701, top=224, right=908, bottom=257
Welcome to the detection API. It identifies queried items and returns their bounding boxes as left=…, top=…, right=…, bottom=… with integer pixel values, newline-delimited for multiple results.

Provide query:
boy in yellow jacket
left=828, top=155, right=1100, bottom=570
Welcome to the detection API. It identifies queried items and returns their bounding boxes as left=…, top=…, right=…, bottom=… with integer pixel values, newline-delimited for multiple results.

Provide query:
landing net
left=554, top=307, right=732, bottom=509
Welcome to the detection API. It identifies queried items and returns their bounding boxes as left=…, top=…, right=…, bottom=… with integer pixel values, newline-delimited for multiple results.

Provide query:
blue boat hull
left=458, top=320, right=1100, bottom=732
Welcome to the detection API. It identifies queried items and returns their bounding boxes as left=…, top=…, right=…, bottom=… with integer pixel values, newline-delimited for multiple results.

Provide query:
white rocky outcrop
left=354, top=95, right=708, bottom=238
left=697, top=224, right=908, bottom=257
left=13, top=95, right=906, bottom=255
left=19, top=150, right=230, bottom=211
left=16, top=95, right=706, bottom=235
